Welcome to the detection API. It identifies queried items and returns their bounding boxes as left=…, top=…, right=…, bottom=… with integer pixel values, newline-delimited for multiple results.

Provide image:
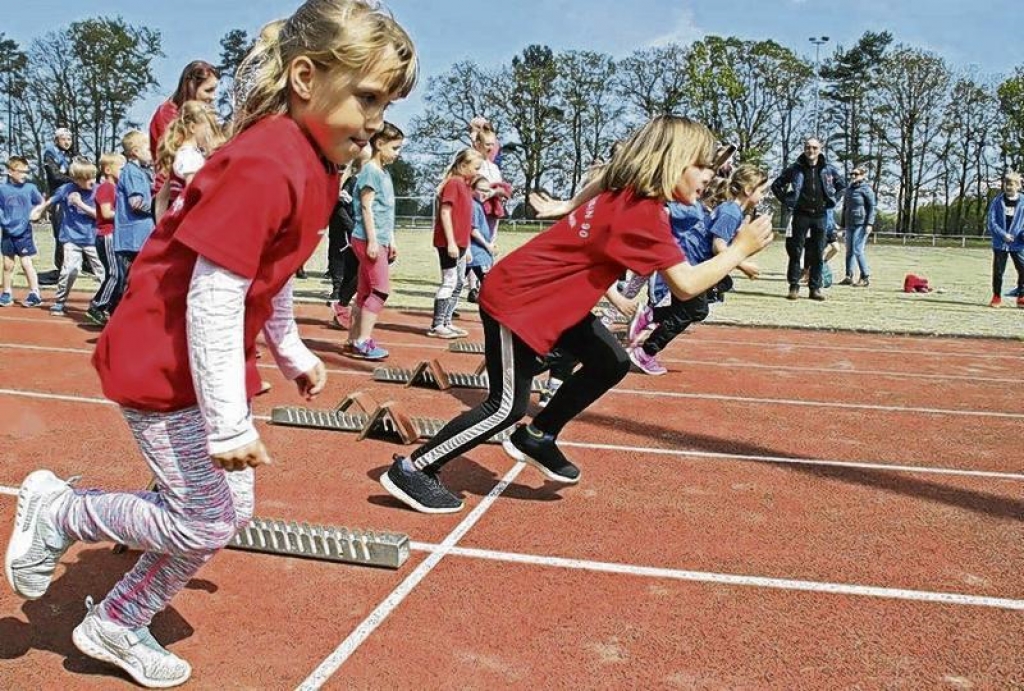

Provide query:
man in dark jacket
left=40, top=127, right=75, bottom=281
left=771, top=138, right=846, bottom=300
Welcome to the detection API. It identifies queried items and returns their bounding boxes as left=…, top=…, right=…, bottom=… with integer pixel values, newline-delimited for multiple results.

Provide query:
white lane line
left=556, top=441, right=1024, bottom=482
left=695, top=337, right=1022, bottom=361
left=1, top=389, right=1019, bottom=480
left=0, top=486, right=17, bottom=496
left=408, top=543, right=1024, bottom=611
left=613, top=388, right=1024, bottom=420
left=295, top=462, right=525, bottom=690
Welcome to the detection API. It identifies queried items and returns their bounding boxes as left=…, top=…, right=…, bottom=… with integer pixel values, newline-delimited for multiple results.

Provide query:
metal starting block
left=373, top=359, right=543, bottom=393
left=229, top=517, right=409, bottom=569
left=449, top=341, right=485, bottom=354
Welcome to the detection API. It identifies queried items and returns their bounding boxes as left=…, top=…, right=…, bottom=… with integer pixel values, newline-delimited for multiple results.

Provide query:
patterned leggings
left=53, top=406, right=254, bottom=628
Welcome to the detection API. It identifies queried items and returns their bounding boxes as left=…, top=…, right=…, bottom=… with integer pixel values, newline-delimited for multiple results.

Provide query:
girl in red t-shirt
left=426, top=148, right=484, bottom=338
left=381, top=115, right=774, bottom=515
left=87, top=152, right=125, bottom=324
left=153, top=100, right=225, bottom=220
left=4, top=2, right=418, bottom=686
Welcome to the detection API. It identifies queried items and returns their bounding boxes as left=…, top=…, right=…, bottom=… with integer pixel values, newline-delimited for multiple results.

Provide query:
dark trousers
left=328, top=246, right=359, bottom=305
left=410, top=310, right=630, bottom=471
left=992, top=249, right=1024, bottom=296
left=642, top=292, right=709, bottom=356
left=108, top=250, right=138, bottom=314
left=90, top=235, right=120, bottom=311
left=51, top=207, right=64, bottom=271
left=787, top=213, right=827, bottom=290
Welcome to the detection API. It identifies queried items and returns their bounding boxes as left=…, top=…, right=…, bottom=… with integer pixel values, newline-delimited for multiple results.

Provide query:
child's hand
left=447, top=242, right=460, bottom=259
left=734, top=214, right=774, bottom=257
left=68, top=192, right=82, bottom=207
left=367, top=242, right=380, bottom=260
left=388, top=245, right=398, bottom=263
left=612, top=295, right=638, bottom=319
left=294, top=360, right=327, bottom=401
left=212, top=438, right=272, bottom=471
left=741, top=262, right=760, bottom=279
left=529, top=192, right=569, bottom=219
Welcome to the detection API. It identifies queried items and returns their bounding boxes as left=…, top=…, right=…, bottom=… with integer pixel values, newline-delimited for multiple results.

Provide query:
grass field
left=14, top=222, right=1022, bottom=340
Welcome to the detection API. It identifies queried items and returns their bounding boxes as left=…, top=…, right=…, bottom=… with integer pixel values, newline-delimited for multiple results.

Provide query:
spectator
left=771, top=137, right=846, bottom=301
left=40, top=128, right=76, bottom=281
left=148, top=61, right=220, bottom=193
left=838, top=166, right=877, bottom=287
left=985, top=171, right=1024, bottom=308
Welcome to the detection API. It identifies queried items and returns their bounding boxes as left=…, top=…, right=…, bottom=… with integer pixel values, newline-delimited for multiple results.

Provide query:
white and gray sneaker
left=5, top=469, right=77, bottom=600
left=73, top=597, right=192, bottom=689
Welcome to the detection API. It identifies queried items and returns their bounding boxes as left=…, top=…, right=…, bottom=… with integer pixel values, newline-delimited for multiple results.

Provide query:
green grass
left=17, top=222, right=1020, bottom=339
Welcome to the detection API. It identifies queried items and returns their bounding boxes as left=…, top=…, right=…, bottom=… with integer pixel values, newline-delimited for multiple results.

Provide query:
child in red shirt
left=426, top=148, right=484, bottom=338
left=381, top=115, right=774, bottom=514
left=5, top=2, right=418, bottom=687
left=87, top=152, right=125, bottom=325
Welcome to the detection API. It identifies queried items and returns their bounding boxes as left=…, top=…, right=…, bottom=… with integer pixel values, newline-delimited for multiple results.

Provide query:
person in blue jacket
left=986, top=171, right=1024, bottom=308
left=838, top=166, right=877, bottom=287
left=771, top=137, right=846, bottom=301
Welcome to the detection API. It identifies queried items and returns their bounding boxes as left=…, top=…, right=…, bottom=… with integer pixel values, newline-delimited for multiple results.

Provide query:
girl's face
left=195, top=76, right=219, bottom=104
left=673, top=164, right=714, bottom=205
left=377, top=138, right=404, bottom=166
left=474, top=134, right=497, bottom=159
left=298, top=64, right=393, bottom=166
left=745, top=182, right=769, bottom=207
left=104, top=161, right=125, bottom=180
left=461, top=156, right=484, bottom=182
left=474, top=182, right=491, bottom=201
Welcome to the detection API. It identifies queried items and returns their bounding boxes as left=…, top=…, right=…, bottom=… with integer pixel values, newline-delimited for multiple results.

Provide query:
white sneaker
left=73, top=597, right=192, bottom=688
left=5, top=469, right=77, bottom=600
left=445, top=324, right=469, bottom=337
left=426, top=325, right=459, bottom=339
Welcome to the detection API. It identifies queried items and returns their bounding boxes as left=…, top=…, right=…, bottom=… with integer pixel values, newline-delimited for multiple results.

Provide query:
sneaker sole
left=380, top=473, right=464, bottom=514
left=5, top=470, right=62, bottom=600
left=73, top=621, right=191, bottom=689
left=501, top=440, right=580, bottom=484
left=627, top=350, right=667, bottom=377
left=425, top=331, right=459, bottom=340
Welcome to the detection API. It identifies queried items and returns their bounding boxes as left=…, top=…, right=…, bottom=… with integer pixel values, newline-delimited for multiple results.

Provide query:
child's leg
left=410, top=309, right=536, bottom=472
left=52, top=406, right=253, bottom=628
left=338, top=248, right=360, bottom=307
left=642, top=293, right=709, bottom=356
left=355, top=248, right=390, bottom=342
left=531, top=314, right=631, bottom=438
left=83, top=244, right=106, bottom=285
left=431, top=249, right=459, bottom=329
left=91, top=236, right=118, bottom=310
left=443, top=253, right=467, bottom=327
left=993, top=250, right=1008, bottom=297
left=53, top=243, right=82, bottom=305
left=348, top=239, right=372, bottom=343
left=1011, top=250, right=1024, bottom=292
left=2, top=255, right=13, bottom=294
left=21, top=256, right=39, bottom=295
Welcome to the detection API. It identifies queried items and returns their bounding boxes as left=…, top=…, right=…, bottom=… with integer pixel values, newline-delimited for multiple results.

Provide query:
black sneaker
left=85, top=306, right=108, bottom=326
left=467, top=288, right=480, bottom=304
left=380, top=455, right=464, bottom=514
left=502, top=425, right=580, bottom=483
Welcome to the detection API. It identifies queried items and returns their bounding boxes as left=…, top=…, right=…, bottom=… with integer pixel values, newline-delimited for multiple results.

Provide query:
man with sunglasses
left=771, top=137, right=846, bottom=301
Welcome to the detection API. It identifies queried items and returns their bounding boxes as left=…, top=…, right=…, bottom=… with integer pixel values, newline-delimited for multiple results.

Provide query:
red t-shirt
left=93, top=116, right=339, bottom=412
left=432, top=177, right=473, bottom=248
left=94, top=181, right=116, bottom=237
left=479, top=189, right=685, bottom=355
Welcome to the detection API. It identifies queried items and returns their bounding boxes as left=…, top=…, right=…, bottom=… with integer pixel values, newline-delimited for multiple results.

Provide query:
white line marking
left=613, top=388, right=1024, bottom=419
left=0, top=486, right=17, bottom=496
left=295, top=462, right=525, bottom=689
left=556, top=441, right=1024, bottom=481
left=694, top=336, right=1023, bottom=361
left=1, top=389, right=1018, bottom=480
left=408, top=543, right=1024, bottom=611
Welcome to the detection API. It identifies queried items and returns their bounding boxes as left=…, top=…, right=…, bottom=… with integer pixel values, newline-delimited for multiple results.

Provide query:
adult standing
left=148, top=61, right=220, bottom=193
left=40, top=128, right=76, bottom=282
left=838, top=166, right=876, bottom=287
left=771, top=137, right=846, bottom=301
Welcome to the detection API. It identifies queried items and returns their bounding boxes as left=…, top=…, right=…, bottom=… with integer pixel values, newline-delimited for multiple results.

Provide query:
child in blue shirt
left=466, top=175, right=496, bottom=303
left=43, top=159, right=106, bottom=315
left=986, top=171, right=1024, bottom=308
left=110, top=130, right=155, bottom=313
left=629, top=164, right=767, bottom=375
left=0, top=156, right=48, bottom=307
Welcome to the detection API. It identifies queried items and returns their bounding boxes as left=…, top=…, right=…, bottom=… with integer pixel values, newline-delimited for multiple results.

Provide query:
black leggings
left=410, top=309, right=630, bottom=471
left=992, top=250, right=1024, bottom=296
left=642, top=292, right=709, bottom=356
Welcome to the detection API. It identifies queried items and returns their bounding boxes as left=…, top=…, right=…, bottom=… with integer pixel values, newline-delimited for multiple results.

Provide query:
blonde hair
left=121, top=130, right=148, bottom=158
left=705, top=164, right=768, bottom=209
left=436, top=149, right=483, bottom=196
left=156, top=101, right=224, bottom=174
left=99, top=152, right=126, bottom=176
left=599, top=115, right=716, bottom=200
left=232, top=0, right=418, bottom=138
left=69, top=158, right=97, bottom=182
left=1003, top=171, right=1022, bottom=186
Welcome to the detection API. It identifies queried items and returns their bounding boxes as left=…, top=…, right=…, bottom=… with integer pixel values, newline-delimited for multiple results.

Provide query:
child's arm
left=68, top=192, right=97, bottom=219
left=186, top=255, right=271, bottom=470
left=440, top=203, right=459, bottom=257
left=529, top=177, right=603, bottom=219
left=823, top=242, right=840, bottom=263
left=712, top=237, right=759, bottom=278
left=29, top=199, right=50, bottom=222
left=360, top=186, right=379, bottom=259
left=262, top=280, right=326, bottom=400
left=661, top=215, right=773, bottom=299
left=470, top=226, right=494, bottom=253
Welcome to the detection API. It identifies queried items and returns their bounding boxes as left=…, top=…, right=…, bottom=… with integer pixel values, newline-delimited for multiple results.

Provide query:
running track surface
left=0, top=297, right=1021, bottom=689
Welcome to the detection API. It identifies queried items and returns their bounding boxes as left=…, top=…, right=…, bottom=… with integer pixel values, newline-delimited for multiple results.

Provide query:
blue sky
left=4, top=0, right=1019, bottom=132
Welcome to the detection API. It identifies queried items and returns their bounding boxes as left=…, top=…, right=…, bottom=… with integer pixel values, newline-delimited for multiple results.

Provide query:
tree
left=217, top=28, right=254, bottom=120
left=997, top=67, right=1024, bottom=171
left=942, top=75, right=999, bottom=233
left=0, top=34, right=29, bottom=158
left=615, top=44, right=688, bottom=120
left=408, top=60, right=492, bottom=171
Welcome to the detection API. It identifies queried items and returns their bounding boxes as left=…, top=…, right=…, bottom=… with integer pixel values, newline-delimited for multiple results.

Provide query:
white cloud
left=648, top=5, right=705, bottom=47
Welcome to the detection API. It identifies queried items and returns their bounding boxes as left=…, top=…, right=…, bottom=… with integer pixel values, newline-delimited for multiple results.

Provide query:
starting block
left=270, top=391, right=514, bottom=445
left=230, top=517, right=409, bottom=569
left=449, top=341, right=485, bottom=354
left=373, top=359, right=543, bottom=393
